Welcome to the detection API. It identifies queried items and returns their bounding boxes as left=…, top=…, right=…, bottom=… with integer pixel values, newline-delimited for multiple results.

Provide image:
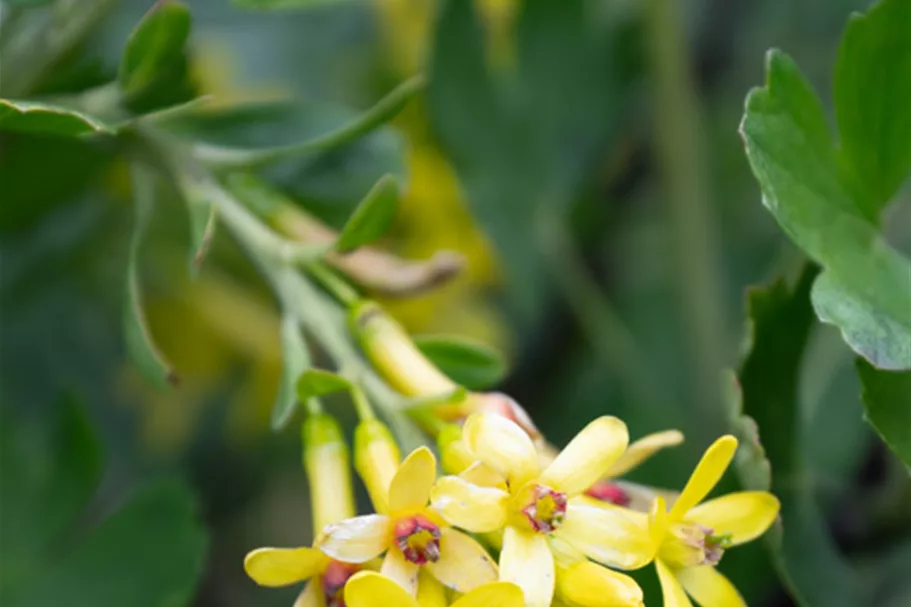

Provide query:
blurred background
left=2, top=0, right=909, bottom=606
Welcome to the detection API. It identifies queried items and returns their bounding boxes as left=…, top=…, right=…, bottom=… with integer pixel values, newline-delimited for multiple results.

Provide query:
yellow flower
left=317, top=446, right=498, bottom=597
left=431, top=412, right=648, bottom=607
left=636, top=435, right=781, bottom=606
left=244, top=414, right=362, bottom=606
left=344, top=570, right=523, bottom=607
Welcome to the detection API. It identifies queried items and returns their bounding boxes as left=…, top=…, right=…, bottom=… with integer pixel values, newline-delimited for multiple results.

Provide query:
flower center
left=584, top=480, right=631, bottom=506
left=321, top=560, right=359, bottom=607
left=520, top=484, right=567, bottom=533
left=659, top=523, right=732, bottom=569
left=394, top=514, right=442, bottom=565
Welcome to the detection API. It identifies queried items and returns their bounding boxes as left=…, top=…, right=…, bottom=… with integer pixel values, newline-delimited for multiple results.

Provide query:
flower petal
left=244, top=547, right=327, bottom=587
left=655, top=559, right=694, bottom=607
left=451, top=582, right=525, bottom=607
left=555, top=502, right=653, bottom=570
left=462, top=413, right=539, bottom=487
left=389, top=447, right=437, bottom=514
left=649, top=496, right=669, bottom=551
left=676, top=565, right=747, bottom=606
left=499, top=526, right=555, bottom=607
left=344, top=571, right=420, bottom=607
left=426, top=528, right=498, bottom=593
left=685, top=491, right=780, bottom=546
left=556, top=561, right=644, bottom=607
left=380, top=548, right=420, bottom=596
left=417, top=570, right=448, bottom=607
left=460, top=462, right=508, bottom=490
left=539, top=417, right=629, bottom=496
left=430, top=475, right=509, bottom=533
left=669, top=436, right=738, bottom=521
left=317, top=514, right=392, bottom=563
left=293, top=581, right=326, bottom=607
left=607, top=430, right=685, bottom=477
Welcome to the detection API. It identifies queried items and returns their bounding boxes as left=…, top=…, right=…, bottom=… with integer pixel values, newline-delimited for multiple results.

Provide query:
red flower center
left=322, top=560, right=359, bottom=607
left=394, top=514, right=442, bottom=565
left=521, top=484, right=568, bottom=533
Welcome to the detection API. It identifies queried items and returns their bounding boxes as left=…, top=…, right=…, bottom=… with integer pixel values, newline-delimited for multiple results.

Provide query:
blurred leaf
left=413, top=334, right=506, bottom=390
left=856, top=359, right=911, bottom=470
left=118, top=1, right=192, bottom=108
left=335, top=174, right=398, bottom=253
left=272, top=314, right=310, bottom=430
left=428, top=0, right=635, bottom=325
left=233, top=0, right=354, bottom=9
left=0, top=402, right=102, bottom=592
left=741, top=46, right=911, bottom=370
left=735, top=263, right=862, bottom=607
left=0, top=405, right=207, bottom=607
left=186, top=76, right=423, bottom=170
left=296, top=368, right=351, bottom=401
left=187, top=192, right=217, bottom=274
left=834, top=0, right=911, bottom=211
left=3, top=0, right=54, bottom=6
left=722, top=370, right=771, bottom=492
left=124, top=166, right=177, bottom=389
left=0, top=99, right=111, bottom=136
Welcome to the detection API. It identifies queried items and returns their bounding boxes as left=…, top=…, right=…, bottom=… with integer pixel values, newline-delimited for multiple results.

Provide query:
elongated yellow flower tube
left=354, top=418, right=401, bottom=515
left=303, top=413, right=356, bottom=532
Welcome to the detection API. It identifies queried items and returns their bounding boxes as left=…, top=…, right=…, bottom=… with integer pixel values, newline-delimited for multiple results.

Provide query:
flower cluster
left=244, top=304, right=780, bottom=607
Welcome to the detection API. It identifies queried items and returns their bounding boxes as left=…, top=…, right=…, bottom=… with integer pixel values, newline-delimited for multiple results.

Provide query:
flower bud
left=350, top=301, right=455, bottom=396
left=354, top=418, right=401, bottom=514
left=303, top=414, right=356, bottom=531
left=437, top=424, right=474, bottom=475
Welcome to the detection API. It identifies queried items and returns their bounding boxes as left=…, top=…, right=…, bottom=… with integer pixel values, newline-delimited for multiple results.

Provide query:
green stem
left=193, top=75, right=426, bottom=170
left=349, top=385, right=376, bottom=421
left=306, top=260, right=360, bottom=307
left=645, top=0, right=728, bottom=431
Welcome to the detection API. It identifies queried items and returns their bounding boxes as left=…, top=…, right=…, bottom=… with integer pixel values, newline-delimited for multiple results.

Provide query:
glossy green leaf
left=741, top=49, right=911, bottom=370
left=296, top=368, right=351, bottom=402
left=413, top=334, right=507, bottom=390
left=124, top=165, right=177, bottom=389
left=856, top=359, right=911, bottom=470
left=733, top=263, right=862, bottom=607
left=118, top=1, right=192, bottom=101
left=272, top=314, right=311, bottom=430
left=834, top=0, right=911, bottom=211
left=0, top=99, right=111, bottom=136
left=0, top=405, right=207, bottom=607
left=334, top=174, right=398, bottom=253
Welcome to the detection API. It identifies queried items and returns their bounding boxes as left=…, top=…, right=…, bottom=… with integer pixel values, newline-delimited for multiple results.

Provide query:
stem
left=536, top=215, right=670, bottom=416
left=645, top=0, right=728, bottom=431
left=349, top=385, right=376, bottom=421
left=306, top=260, right=360, bottom=307
left=194, top=75, right=426, bottom=170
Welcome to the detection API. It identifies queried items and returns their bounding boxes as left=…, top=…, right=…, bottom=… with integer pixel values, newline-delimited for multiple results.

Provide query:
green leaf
left=413, top=335, right=507, bottom=390
left=233, top=0, right=354, bottom=9
left=296, top=368, right=351, bottom=401
left=741, top=48, right=911, bottom=370
left=834, top=0, right=911, bottom=211
left=187, top=192, right=217, bottom=274
left=272, top=314, right=311, bottom=430
left=124, top=165, right=177, bottom=389
left=118, top=1, right=192, bottom=102
left=856, top=359, right=911, bottom=470
left=0, top=99, right=111, bottom=136
left=334, top=174, right=398, bottom=253
left=733, top=263, right=863, bottom=607
left=0, top=405, right=207, bottom=607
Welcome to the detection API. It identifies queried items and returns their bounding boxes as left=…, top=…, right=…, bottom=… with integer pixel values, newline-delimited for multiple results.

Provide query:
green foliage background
left=1, top=0, right=909, bottom=606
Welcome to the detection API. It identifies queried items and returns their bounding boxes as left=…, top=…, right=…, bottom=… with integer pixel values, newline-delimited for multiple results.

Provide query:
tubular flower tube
left=244, top=414, right=362, bottom=607
left=430, top=412, right=652, bottom=607
left=317, top=446, right=499, bottom=597
left=630, top=436, right=781, bottom=606
left=354, top=418, right=402, bottom=515
left=343, top=571, right=524, bottom=607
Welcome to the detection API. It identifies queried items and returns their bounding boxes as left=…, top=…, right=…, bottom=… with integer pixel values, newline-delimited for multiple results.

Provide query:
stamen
left=660, top=524, right=727, bottom=568
left=394, top=514, right=443, bottom=565
left=520, top=484, right=568, bottom=534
